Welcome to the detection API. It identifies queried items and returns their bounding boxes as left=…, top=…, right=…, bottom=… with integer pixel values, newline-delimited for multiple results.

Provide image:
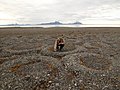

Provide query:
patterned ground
left=0, top=27, right=120, bottom=90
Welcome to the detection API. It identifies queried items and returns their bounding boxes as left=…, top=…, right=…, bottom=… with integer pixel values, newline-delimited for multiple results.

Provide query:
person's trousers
left=57, top=44, right=64, bottom=51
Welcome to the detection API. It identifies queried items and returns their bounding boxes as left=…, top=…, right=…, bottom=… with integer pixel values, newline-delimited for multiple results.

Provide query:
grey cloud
left=0, top=0, right=120, bottom=24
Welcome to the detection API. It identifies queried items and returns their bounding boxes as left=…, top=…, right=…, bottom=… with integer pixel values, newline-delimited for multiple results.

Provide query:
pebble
left=68, top=86, right=72, bottom=90
left=2, top=73, right=5, bottom=75
left=55, top=83, right=59, bottom=86
left=8, top=85, right=11, bottom=88
left=79, top=80, right=82, bottom=83
left=101, top=74, right=106, bottom=77
left=47, top=73, right=50, bottom=76
left=74, top=83, right=77, bottom=86
left=93, top=82, right=97, bottom=86
left=48, top=81, right=52, bottom=83
left=35, top=77, right=39, bottom=79
left=102, top=85, right=109, bottom=89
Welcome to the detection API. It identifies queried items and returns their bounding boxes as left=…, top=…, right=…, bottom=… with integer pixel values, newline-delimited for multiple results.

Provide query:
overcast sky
left=0, top=0, right=120, bottom=24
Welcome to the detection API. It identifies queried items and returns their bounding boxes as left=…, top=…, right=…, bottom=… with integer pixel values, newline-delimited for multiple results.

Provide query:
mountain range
left=40, top=21, right=82, bottom=25
left=0, top=21, right=82, bottom=26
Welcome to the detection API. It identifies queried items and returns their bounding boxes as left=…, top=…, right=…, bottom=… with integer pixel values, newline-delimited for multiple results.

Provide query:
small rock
left=68, top=86, right=72, bottom=90
left=93, top=82, right=97, bottom=86
left=102, top=85, right=109, bottom=89
left=8, top=85, right=11, bottom=88
left=79, top=80, right=82, bottom=83
left=35, top=77, right=39, bottom=79
left=48, top=81, right=52, bottom=83
left=74, top=83, right=77, bottom=86
left=25, top=75, right=31, bottom=77
left=47, top=73, right=50, bottom=76
left=25, top=75, right=31, bottom=81
left=101, top=74, right=106, bottom=77
left=2, top=73, right=5, bottom=75
left=55, top=83, right=59, bottom=86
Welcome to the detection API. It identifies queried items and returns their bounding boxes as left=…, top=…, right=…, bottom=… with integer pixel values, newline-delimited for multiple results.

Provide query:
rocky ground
left=0, top=27, right=120, bottom=90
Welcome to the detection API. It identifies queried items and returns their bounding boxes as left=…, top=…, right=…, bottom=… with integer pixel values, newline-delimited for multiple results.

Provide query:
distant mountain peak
left=41, top=21, right=62, bottom=25
left=51, top=21, right=62, bottom=24
left=73, top=21, right=82, bottom=24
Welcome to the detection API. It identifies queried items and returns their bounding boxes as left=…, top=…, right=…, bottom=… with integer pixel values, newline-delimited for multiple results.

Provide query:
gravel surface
left=0, top=27, right=120, bottom=90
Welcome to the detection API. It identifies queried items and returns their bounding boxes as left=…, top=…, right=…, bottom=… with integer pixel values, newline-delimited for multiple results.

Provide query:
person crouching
left=54, top=37, right=65, bottom=51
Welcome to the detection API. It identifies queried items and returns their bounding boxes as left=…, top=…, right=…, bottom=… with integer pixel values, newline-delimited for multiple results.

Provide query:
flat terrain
left=0, top=27, right=120, bottom=90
